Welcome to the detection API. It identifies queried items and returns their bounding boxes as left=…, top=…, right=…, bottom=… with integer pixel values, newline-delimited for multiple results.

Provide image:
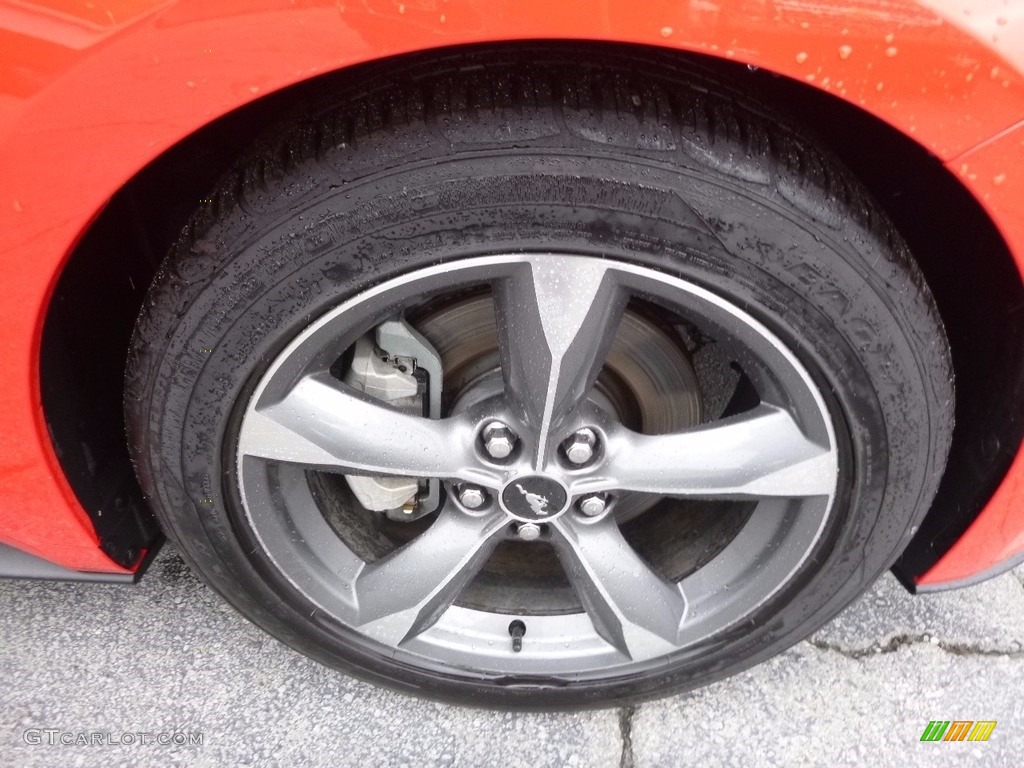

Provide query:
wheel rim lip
left=234, top=253, right=839, bottom=677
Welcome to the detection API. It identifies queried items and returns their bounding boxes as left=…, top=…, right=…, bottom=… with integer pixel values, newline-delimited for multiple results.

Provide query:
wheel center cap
left=499, top=475, right=569, bottom=521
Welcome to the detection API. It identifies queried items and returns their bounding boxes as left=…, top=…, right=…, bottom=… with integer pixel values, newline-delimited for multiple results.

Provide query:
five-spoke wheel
left=235, top=255, right=838, bottom=669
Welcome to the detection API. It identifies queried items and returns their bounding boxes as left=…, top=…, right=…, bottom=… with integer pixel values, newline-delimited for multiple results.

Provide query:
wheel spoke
left=493, top=256, right=625, bottom=466
left=239, top=372, right=496, bottom=484
left=352, top=505, right=508, bottom=645
left=550, top=514, right=687, bottom=660
left=578, top=404, right=837, bottom=500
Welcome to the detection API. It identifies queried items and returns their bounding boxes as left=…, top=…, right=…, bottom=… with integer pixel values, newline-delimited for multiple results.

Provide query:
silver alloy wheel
left=235, top=254, right=839, bottom=675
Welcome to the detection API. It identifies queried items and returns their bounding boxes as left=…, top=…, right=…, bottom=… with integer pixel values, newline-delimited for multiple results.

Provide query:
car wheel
left=125, top=51, right=953, bottom=707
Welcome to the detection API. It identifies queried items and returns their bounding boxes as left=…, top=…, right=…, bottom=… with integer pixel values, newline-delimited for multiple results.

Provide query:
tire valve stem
left=508, top=620, right=526, bottom=653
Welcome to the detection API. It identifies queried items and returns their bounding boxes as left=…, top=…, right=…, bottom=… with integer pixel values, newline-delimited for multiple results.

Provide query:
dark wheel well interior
left=40, top=41, right=1024, bottom=578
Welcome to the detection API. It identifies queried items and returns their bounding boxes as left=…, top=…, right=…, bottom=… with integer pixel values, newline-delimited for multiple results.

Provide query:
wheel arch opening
left=38, top=40, right=1024, bottom=578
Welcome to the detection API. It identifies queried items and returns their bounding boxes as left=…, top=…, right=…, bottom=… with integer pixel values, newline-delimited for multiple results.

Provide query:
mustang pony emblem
left=515, top=484, right=550, bottom=516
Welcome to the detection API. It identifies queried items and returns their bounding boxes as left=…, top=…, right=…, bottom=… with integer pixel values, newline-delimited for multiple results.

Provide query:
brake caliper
left=342, top=318, right=442, bottom=521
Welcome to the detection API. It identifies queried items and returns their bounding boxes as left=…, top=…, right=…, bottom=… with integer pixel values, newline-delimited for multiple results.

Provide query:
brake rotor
left=313, top=290, right=708, bottom=615
left=415, top=292, right=702, bottom=436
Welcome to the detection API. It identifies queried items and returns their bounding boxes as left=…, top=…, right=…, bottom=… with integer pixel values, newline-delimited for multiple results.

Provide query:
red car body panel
left=919, top=118, right=1024, bottom=586
left=0, top=0, right=1022, bottom=582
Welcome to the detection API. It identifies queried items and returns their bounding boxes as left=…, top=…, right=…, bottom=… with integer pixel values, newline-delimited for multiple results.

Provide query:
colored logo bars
left=920, top=721, right=997, bottom=742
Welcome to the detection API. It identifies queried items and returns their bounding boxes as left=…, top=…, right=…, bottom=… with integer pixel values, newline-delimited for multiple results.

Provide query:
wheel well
left=40, top=41, right=1024, bottom=577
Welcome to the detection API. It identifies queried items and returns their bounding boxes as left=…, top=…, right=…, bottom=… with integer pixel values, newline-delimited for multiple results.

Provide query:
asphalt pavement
left=1, top=546, right=1022, bottom=767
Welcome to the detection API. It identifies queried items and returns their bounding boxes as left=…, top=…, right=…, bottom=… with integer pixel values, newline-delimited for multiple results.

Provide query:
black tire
left=125, top=47, right=953, bottom=708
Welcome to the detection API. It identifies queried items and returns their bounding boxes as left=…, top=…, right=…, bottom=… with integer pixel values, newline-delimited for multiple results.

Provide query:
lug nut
left=578, top=494, right=608, bottom=517
left=483, top=421, right=517, bottom=460
left=458, top=485, right=486, bottom=509
left=563, top=428, right=597, bottom=465
left=516, top=522, right=542, bottom=541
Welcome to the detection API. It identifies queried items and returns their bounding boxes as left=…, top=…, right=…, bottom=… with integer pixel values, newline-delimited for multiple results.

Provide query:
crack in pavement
left=807, top=635, right=1024, bottom=660
left=618, top=705, right=636, bottom=768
